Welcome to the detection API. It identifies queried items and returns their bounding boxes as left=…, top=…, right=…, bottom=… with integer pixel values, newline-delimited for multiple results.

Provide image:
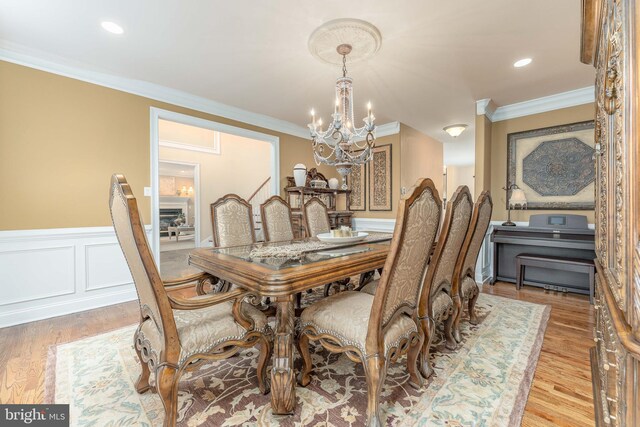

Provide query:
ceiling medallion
left=308, top=18, right=382, bottom=65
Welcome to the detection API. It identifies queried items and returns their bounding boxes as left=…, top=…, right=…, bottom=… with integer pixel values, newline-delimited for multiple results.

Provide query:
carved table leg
left=356, top=270, right=376, bottom=291
left=271, top=295, right=296, bottom=415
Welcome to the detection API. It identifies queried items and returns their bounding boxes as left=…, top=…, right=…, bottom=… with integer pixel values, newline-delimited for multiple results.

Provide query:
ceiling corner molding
left=0, top=41, right=310, bottom=139
left=376, top=121, right=400, bottom=137
left=475, top=98, right=496, bottom=121
left=491, top=86, right=595, bottom=122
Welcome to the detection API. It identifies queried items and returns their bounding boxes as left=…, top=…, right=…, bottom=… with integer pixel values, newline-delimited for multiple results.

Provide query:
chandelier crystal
left=308, top=44, right=376, bottom=190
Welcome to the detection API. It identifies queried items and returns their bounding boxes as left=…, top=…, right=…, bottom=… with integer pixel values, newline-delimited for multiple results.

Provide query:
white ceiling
left=159, top=161, right=195, bottom=178
left=0, top=0, right=594, bottom=165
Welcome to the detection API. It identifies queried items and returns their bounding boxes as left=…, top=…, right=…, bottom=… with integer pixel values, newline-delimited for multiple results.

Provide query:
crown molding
left=476, top=98, right=496, bottom=121
left=491, top=86, right=595, bottom=122
left=0, top=41, right=310, bottom=139
left=376, top=121, right=400, bottom=137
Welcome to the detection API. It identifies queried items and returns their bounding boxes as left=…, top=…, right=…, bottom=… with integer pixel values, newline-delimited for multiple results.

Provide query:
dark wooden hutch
left=284, top=168, right=353, bottom=238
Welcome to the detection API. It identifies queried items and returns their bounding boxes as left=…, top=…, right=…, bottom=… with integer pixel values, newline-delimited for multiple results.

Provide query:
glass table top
left=208, top=232, right=392, bottom=270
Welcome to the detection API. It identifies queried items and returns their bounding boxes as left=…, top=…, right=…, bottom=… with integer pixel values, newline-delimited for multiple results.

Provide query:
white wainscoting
left=352, top=217, right=396, bottom=233
left=0, top=226, right=151, bottom=328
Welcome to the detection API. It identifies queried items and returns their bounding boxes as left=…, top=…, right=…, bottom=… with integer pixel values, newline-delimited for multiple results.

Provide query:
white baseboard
left=352, top=218, right=396, bottom=233
left=0, top=226, right=152, bottom=328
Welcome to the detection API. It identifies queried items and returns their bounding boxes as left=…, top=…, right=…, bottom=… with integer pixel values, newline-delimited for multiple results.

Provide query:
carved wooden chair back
left=109, top=174, right=179, bottom=360
left=303, top=197, right=331, bottom=237
left=260, top=195, right=295, bottom=242
left=210, top=194, right=256, bottom=248
left=422, top=186, right=473, bottom=300
left=450, top=191, right=493, bottom=335
left=415, top=185, right=473, bottom=377
left=454, top=191, right=493, bottom=286
left=366, top=178, right=442, bottom=354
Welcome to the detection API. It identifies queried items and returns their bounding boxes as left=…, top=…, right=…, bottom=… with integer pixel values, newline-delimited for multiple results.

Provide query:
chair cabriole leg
left=156, top=365, right=179, bottom=427
left=363, top=355, right=386, bottom=427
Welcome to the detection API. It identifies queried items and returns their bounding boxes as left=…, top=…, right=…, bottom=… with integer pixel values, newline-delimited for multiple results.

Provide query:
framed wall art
left=369, top=144, right=392, bottom=211
left=507, top=120, right=595, bottom=210
left=348, top=157, right=366, bottom=211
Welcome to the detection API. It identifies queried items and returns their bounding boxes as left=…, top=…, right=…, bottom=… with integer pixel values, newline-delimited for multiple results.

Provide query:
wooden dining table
left=188, top=234, right=392, bottom=415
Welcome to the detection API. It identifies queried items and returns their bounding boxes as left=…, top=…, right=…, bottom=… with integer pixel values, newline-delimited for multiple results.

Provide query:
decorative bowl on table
left=317, top=231, right=368, bottom=244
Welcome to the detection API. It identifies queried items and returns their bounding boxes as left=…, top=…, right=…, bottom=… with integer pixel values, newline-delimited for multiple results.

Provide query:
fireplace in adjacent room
left=159, top=208, right=183, bottom=236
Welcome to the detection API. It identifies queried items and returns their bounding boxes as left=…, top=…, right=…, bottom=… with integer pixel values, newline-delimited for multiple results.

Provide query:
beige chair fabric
left=303, top=197, right=331, bottom=237
left=261, top=196, right=294, bottom=242
left=298, top=179, right=442, bottom=426
left=430, top=196, right=473, bottom=298
left=300, top=292, right=417, bottom=356
left=360, top=279, right=378, bottom=295
left=211, top=195, right=255, bottom=248
left=381, top=189, right=441, bottom=325
left=451, top=191, right=493, bottom=337
left=418, top=186, right=473, bottom=380
left=139, top=301, right=268, bottom=365
left=110, top=180, right=165, bottom=328
left=110, top=175, right=272, bottom=427
left=461, top=276, right=477, bottom=299
left=459, top=196, right=493, bottom=297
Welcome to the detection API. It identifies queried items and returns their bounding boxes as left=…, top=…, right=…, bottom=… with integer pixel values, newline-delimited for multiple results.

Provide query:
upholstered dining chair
left=297, top=179, right=442, bottom=427
left=211, top=193, right=256, bottom=247
left=110, top=175, right=272, bottom=427
left=302, top=197, right=331, bottom=238
left=417, top=185, right=472, bottom=378
left=260, top=195, right=295, bottom=243
left=208, top=194, right=257, bottom=294
left=451, top=191, right=493, bottom=342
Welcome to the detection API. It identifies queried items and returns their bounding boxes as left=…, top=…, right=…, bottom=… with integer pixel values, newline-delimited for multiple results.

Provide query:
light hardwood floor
left=0, top=282, right=595, bottom=426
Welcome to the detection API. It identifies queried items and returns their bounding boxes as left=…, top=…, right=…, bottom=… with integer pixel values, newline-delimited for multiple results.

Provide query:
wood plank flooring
left=484, top=283, right=595, bottom=426
left=0, top=282, right=595, bottom=426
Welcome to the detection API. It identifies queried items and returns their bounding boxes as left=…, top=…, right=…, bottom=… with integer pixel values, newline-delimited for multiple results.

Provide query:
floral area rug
left=45, top=292, right=549, bottom=426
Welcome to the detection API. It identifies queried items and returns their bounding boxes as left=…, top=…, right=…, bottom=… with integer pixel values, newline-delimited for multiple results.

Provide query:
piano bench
left=515, top=254, right=595, bottom=304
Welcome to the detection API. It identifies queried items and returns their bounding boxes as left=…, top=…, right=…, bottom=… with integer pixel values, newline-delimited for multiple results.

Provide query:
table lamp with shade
left=502, top=184, right=527, bottom=226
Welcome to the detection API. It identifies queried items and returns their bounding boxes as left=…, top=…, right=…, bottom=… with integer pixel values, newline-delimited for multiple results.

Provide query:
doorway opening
left=150, top=108, right=280, bottom=275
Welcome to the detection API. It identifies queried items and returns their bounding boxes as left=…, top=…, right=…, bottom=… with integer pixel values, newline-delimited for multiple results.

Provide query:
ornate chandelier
left=307, top=44, right=376, bottom=190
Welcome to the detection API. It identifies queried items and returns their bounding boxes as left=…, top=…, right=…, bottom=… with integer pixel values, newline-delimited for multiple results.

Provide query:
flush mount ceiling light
left=101, top=21, right=124, bottom=35
left=513, top=58, right=532, bottom=68
left=443, top=124, right=468, bottom=138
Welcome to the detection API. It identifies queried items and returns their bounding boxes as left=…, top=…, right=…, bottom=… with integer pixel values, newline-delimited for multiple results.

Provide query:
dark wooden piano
left=490, top=214, right=595, bottom=296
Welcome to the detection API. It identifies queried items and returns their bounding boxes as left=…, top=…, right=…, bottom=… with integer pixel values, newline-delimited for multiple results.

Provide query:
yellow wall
left=353, top=133, right=402, bottom=219
left=400, top=124, right=444, bottom=200
left=0, top=60, right=337, bottom=230
left=489, top=103, right=596, bottom=223
left=159, top=132, right=272, bottom=242
left=474, top=114, right=492, bottom=199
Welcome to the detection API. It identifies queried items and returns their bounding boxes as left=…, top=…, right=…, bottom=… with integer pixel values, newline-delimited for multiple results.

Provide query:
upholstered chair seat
left=139, top=301, right=269, bottom=365
left=300, top=291, right=418, bottom=357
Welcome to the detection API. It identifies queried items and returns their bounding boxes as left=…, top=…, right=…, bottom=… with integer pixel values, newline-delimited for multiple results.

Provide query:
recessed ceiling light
left=101, top=21, right=124, bottom=35
left=513, top=58, right=532, bottom=68
left=443, top=124, right=467, bottom=138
